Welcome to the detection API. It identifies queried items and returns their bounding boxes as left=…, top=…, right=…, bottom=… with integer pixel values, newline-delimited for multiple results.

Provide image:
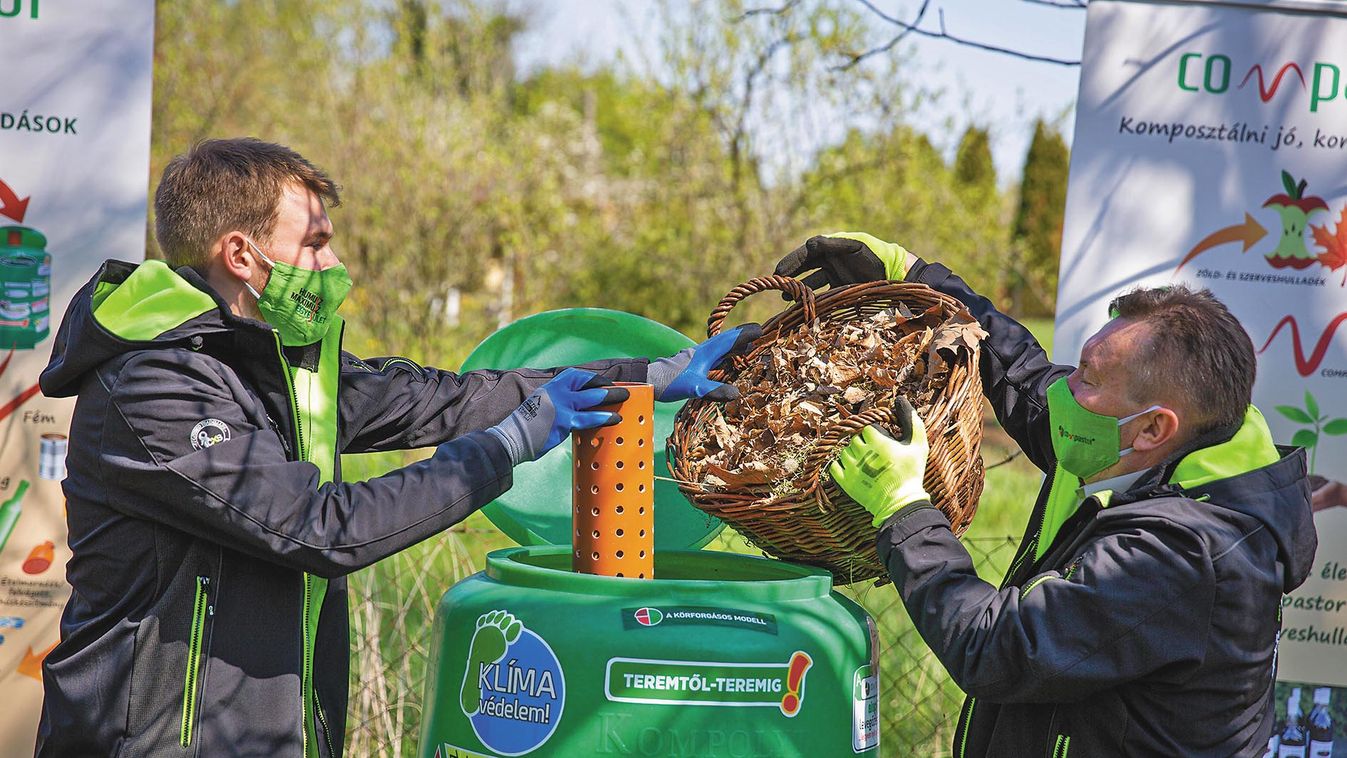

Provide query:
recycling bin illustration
left=0, top=225, right=51, bottom=350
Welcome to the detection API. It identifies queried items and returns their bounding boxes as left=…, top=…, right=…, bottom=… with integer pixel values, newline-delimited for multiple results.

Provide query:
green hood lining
left=92, top=260, right=218, bottom=341
left=1170, top=404, right=1280, bottom=490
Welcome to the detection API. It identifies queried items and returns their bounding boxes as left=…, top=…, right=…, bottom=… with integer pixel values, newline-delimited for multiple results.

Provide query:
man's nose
left=316, top=246, right=343, bottom=271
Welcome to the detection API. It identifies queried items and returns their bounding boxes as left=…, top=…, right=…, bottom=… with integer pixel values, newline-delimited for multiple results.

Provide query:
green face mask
left=245, top=239, right=352, bottom=346
left=1046, top=376, right=1162, bottom=480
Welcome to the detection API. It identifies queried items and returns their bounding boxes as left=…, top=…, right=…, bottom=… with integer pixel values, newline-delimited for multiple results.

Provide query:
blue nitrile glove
left=773, top=232, right=912, bottom=293
left=487, top=368, right=629, bottom=465
left=648, top=323, right=763, bottom=403
left=828, top=398, right=932, bottom=528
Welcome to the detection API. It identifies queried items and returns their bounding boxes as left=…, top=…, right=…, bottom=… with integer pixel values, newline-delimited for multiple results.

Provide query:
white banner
left=0, top=3, right=155, bottom=754
left=1060, top=0, right=1347, bottom=704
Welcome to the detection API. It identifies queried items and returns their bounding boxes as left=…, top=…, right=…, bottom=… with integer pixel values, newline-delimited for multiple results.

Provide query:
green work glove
left=773, top=232, right=912, bottom=293
left=828, top=398, right=931, bottom=528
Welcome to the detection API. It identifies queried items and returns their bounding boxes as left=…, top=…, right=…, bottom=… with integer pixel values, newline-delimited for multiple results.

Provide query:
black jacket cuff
left=875, top=501, right=948, bottom=553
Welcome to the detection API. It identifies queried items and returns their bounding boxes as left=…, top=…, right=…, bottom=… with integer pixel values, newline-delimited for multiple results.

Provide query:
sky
left=509, top=0, right=1088, bottom=183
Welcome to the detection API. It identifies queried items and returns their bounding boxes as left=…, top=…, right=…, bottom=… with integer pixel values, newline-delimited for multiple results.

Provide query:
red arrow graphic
left=0, top=381, right=41, bottom=425
left=0, top=180, right=29, bottom=223
left=1175, top=213, right=1268, bottom=272
left=1258, top=312, right=1347, bottom=376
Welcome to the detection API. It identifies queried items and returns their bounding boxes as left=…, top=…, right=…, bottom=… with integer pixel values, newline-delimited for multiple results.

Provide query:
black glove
left=773, top=233, right=910, bottom=294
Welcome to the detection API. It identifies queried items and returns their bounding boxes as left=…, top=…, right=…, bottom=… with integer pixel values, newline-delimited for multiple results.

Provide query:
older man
left=36, top=138, right=758, bottom=757
left=778, top=234, right=1317, bottom=757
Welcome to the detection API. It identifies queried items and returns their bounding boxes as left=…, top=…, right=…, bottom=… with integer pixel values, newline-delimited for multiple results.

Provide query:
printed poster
left=0, top=3, right=155, bottom=754
left=1058, top=0, right=1347, bottom=730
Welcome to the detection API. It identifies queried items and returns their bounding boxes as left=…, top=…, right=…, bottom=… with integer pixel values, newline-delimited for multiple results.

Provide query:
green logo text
left=0, top=1, right=39, bottom=20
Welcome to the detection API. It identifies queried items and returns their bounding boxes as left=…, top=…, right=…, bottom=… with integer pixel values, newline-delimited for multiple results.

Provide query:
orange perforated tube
left=572, top=382, right=654, bottom=578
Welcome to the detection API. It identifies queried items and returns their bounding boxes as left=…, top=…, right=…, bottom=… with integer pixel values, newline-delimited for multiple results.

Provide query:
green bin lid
left=461, top=308, right=723, bottom=551
left=1, top=226, right=46, bottom=251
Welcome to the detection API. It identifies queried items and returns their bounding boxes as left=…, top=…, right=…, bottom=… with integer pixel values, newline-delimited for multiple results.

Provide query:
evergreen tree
left=954, top=126, right=996, bottom=195
left=1011, top=119, right=1070, bottom=316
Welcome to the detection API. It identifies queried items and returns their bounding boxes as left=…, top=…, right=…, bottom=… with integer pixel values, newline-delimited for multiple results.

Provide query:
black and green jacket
left=35, top=260, right=649, bottom=757
left=878, top=259, right=1318, bottom=757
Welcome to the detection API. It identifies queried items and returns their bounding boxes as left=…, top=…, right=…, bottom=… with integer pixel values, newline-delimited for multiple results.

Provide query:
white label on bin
left=852, top=665, right=878, bottom=752
left=605, top=651, right=812, bottom=716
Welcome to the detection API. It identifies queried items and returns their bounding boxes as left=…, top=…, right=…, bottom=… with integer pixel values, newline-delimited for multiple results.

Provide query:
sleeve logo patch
left=190, top=419, right=232, bottom=450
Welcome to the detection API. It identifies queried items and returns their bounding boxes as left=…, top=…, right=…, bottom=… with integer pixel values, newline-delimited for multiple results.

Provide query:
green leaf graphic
left=1323, top=419, right=1347, bottom=436
left=1292, top=429, right=1319, bottom=449
left=1305, top=391, right=1320, bottom=421
left=1277, top=405, right=1315, bottom=424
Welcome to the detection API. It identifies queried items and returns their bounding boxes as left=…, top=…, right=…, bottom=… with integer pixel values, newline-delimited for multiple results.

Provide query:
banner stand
left=0, top=5, right=155, bottom=754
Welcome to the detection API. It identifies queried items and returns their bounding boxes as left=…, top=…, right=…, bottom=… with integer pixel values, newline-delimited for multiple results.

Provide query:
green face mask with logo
left=1046, top=376, right=1162, bottom=480
left=244, top=239, right=352, bottom=346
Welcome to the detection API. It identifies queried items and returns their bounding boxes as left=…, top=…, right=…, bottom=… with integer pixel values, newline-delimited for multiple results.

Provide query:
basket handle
left=706, top=275, right=817, bottom=338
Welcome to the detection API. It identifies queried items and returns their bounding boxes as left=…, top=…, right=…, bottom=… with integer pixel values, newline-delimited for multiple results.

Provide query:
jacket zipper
left=273, top=336, right=306, bottom=461
left=179, top=575, right=211, bottom=748
left=954, top=698, right=975, bottom=758
left=1044, top=706, right=1070, bottom=758
left=274, top=335, right=321, bottom=758
left=315, top=689, right=335, bottom=758
left=955, top=466, right=1055, bottom=758
left=302, top=575, right=315, bottom=758
left=1001, top=466, right=1055, bottom=589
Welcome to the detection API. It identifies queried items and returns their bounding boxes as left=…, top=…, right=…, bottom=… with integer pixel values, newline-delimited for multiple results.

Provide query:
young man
left=36, top=138, right=758, bottom=757
left=778, top=234, right=1317, bottom=756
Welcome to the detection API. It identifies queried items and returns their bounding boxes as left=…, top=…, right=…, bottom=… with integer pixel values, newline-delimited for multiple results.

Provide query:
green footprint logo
left=460, top=610, right=523, bottom=716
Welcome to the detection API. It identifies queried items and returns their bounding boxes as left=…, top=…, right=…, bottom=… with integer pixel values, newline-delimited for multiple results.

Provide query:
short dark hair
left=154, top=138, right=341, bottom=270
left=1109, top=285, right=1253, bottom=435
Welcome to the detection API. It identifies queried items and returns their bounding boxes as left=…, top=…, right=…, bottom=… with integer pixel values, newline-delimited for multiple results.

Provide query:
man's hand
left=773, top=232, right=912, bottom=293
left=649, top=323, right=763, bottom=403
left=1313, top=478, right=1347, bottom=512
left=487, top=368, right=629, bottom=465
left=829, top=398, right=932, bottom=527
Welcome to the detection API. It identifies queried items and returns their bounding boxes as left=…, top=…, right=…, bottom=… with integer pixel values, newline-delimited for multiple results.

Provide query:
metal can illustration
left=39, top=433, right=67, bottom=481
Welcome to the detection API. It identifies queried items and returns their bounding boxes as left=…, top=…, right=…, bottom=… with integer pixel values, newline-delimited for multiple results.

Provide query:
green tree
left=1011, top=119, right=1070, bottom=316
left=796, top=124, right=1010, bottom=299
left=954, top=125, right=996, bottom=194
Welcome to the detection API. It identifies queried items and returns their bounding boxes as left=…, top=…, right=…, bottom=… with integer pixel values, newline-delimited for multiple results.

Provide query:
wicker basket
left=668, top=276, right=985, bottom=584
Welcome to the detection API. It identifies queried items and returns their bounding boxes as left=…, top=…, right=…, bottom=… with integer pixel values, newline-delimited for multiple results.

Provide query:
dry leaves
left=683, top=304, right=987, bottom=497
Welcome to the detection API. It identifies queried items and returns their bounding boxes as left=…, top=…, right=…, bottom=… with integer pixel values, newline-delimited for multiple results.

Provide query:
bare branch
left=740, top=0, right=804, bottom=19
left=985, top=450, right=1024, bottom=470
left=833, top=0, right=930, bottom=71
left=844, top=0, right=1081, bottom=68
left=1022, top=0, right=1087, bottom=8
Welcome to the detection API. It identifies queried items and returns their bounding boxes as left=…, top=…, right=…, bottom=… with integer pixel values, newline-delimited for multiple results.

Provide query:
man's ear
left=1130, top=407, right=1180, bottom=453
left=216, top=232, right=257, bottom=283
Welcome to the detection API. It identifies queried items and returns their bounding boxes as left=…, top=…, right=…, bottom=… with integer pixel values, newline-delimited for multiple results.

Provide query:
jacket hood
left=41, top=260, right=243, bottom=397
left=1167, top=406, right=1316, bottom=591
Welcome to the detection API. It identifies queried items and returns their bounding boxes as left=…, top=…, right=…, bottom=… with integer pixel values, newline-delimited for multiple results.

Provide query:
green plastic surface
left=419, top=547, right=878, bottom=757
left=460, top=308, right=724, bottom=550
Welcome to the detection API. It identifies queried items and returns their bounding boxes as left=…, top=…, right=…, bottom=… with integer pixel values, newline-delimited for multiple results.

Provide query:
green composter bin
left=417, top=309, right=881, bottom=758
left=0, top=226, right=51, bottom=350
